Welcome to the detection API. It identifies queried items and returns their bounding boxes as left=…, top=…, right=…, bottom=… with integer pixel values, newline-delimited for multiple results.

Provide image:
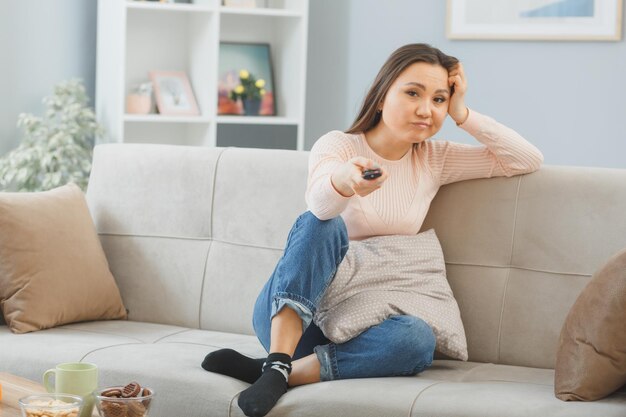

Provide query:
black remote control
left=362, top=169, right=382, bottom=180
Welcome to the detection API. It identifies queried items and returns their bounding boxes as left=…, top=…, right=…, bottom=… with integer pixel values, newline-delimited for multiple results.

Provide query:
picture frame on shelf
left=149, top=71, right=200, bottom=116
left=447, top=0, right=623, bottom=41
left=218, top=42, right=276, bottom=116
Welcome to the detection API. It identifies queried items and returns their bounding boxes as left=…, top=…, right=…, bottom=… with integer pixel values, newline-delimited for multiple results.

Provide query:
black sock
left=237, top=352, right=292, bottom=417
left=201, top=348, right=265, bottom=384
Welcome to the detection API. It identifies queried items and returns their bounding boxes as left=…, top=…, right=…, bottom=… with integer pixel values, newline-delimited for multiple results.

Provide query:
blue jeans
left=252, top=211, right=436, bottom=381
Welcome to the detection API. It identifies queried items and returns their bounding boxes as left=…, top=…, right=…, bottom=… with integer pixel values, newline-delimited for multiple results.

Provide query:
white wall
left=0, top=0, right=97, bottom=156
left=304, top=0, right=351, bottom=150
left=306, top=0, right=626, bottom=169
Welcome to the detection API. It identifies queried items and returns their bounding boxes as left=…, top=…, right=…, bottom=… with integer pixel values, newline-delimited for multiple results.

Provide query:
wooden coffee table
left=0, top=372, right=47, bottom=417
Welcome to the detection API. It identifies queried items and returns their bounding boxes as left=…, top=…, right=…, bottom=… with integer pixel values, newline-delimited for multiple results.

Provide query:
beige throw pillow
left=554, top=247, right=626, bottom=401
left=0, top=183, right=127, bottom=333
left=314, top=229, right=468, bottom=361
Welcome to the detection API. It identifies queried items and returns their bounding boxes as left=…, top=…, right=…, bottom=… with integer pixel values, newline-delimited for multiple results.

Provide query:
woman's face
left=378, top=62, right=450, bottom=144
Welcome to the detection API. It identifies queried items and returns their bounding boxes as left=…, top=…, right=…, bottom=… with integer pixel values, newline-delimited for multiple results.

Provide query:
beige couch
left=1, top=143, right=626, bottom=417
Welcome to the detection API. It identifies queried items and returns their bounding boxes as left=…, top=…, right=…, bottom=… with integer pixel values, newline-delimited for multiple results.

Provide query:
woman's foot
left=201, top=348, right=265, bottom=384
left=238, top=352, right=292, bottom=417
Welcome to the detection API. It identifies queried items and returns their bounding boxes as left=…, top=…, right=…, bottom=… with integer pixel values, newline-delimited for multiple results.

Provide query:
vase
left=242, top=98, right=261, bottom=116
left=126, top=94, right=151, bottom=114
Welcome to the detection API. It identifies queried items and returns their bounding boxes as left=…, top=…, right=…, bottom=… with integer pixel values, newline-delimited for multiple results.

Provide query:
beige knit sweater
left=305, top=110, right=544, bottom=240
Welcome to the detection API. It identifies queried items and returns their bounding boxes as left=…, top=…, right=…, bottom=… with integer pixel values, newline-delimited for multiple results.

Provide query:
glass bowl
left=93, top=386, right=154, bottom=417
left=19, top=394, right=83, bottom=417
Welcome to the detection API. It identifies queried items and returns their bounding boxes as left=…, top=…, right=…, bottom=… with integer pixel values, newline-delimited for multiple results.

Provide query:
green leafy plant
left=228, top=69, right=267, bottom=101
left=0, top=79, right=104, bottom=192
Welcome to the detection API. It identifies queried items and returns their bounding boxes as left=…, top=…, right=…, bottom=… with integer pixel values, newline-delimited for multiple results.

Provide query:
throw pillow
left=0, top=183, right=127, bottom=333
left=554, top=247, right=626, bottom=401
left=314, top=229, right=468, bottom=361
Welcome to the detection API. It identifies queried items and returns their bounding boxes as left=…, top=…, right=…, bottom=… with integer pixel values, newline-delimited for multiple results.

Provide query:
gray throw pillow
left=314, top=229, right=468, bottom=361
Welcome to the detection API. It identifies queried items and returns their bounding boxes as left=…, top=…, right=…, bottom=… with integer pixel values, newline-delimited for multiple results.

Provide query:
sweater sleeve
left=425, top=110, right=544, bottom=186
left=305, top=131, right=354, bottom=220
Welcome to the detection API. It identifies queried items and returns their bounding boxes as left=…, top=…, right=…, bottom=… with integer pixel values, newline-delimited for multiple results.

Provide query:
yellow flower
left=255, top=79, right=266, bottom=88
left=239, top=69, right=250, bottom=80
left=234, top=85, right=244, bottom=94
left=260, top=89, right=266, bottom=96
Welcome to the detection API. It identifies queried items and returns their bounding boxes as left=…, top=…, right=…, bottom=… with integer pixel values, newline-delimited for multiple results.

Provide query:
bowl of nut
left=93, top=382, right=154, bottom=417
left=19, top=394, right=83, bottom=417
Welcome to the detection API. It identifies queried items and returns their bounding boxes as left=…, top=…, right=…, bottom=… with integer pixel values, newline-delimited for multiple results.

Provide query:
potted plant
left=228, top=69, right=266, bottom=115
left=0, top=79, right=104, bottom=192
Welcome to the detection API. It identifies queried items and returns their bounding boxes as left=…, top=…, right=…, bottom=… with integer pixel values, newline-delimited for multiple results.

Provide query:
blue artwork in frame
left=447, top=0, right=622, bottom=41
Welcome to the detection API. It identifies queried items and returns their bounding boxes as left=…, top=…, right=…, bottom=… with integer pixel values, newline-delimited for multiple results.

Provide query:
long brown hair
left=346, top=44, right=459, bottom=134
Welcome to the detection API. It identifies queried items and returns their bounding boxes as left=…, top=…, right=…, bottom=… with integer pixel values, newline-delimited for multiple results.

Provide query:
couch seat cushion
left=0, top=320, right=265, bottom=381
left=411, top=362, right=626, bottom=417
left=410, top=380, right=626, bottom=417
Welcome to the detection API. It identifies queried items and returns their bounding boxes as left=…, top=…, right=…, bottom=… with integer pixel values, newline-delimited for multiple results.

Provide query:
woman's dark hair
left=346, top=44, right=459, bottom=134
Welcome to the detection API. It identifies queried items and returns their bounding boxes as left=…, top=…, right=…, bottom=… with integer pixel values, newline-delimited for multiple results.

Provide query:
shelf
left=126, top=2, right=216, bottom=13
left=124, top=115, right=298, bottom=125
left=216, top=115, right=298, bottom=125
left=98, top=0, right=308, bottom=150
left=124, top=114, right=213, bottom=123
left=219, top=6, right=302, bottom=17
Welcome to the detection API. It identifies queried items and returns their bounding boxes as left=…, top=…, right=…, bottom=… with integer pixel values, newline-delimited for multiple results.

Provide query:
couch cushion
left=87, top=144, right=221, bottom=238
left=211, top=147, right=309, bottom=249
left=315, top=230, right=468, bottom=361
left=0, top=320, right=266, bottom=378
left=98, top=235, right=211, bottom=328
left=0, top=184, right=127, bottom=333
left=200, top=240, right=282, bottom=335
left=409, top=380, right=626, bottom=417
left=498, top=268, right=589, bottom=369
left=86, top=144, right=223, bottom=329
left=83, top=340, right=259, bottom=417
left=0, top=320, right=263, bottom=417
left=0, top=321, right=186, bottom=381
left=555, top=247, right=626, bottom=401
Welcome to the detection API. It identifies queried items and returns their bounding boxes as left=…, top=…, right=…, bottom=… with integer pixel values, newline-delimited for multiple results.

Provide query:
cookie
left=121, top=382, right=141, bottom=398
left=140, top=388, right=152, bottom=408
left=101, top=388, right=122, bottom=398
left=101, top=402, right=128, bottom=417
left=127, top=401, right=146, bottom=417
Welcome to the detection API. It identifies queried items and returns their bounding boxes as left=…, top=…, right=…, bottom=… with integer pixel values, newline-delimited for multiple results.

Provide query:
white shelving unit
left=96, top=0, right=309, bottom=150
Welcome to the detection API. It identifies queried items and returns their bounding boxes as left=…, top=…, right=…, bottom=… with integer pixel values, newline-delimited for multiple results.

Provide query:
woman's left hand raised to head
left=448, top=63, right=469, bottom=125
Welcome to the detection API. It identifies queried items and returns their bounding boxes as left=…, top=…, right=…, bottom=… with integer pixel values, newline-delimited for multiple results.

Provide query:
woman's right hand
left=331, top=157, right=388, bottom=197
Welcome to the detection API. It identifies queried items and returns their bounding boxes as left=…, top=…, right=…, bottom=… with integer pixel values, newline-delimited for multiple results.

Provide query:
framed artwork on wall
left=447, top=0, right=623, bottom=41
left=217, top=42, right=276, bottom=116
left=149, top=71, right=199, bottom=116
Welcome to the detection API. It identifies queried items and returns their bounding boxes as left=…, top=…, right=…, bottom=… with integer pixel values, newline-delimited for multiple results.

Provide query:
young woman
left=202, top=43, right=543, bottom=417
